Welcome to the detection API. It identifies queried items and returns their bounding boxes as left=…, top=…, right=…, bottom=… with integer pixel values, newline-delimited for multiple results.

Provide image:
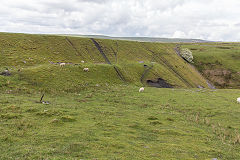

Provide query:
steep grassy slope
left=0, top=86, right=240, bottom=159
left=182, top=43, right=240, bottom=89
left=0, top=32, right=209, bottom=93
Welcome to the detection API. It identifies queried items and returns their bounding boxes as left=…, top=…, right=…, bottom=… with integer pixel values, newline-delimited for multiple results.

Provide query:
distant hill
left=59, top=34, right=211, bottom=43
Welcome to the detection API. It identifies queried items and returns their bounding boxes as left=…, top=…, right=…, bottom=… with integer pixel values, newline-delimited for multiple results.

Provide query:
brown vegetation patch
left=190, top=48, right=198, bottom=51
left=203, top=69, right=232, bottom=87
left=147, top=78, right=173, bottom=88
left=216, top=46, right=231, bottom=49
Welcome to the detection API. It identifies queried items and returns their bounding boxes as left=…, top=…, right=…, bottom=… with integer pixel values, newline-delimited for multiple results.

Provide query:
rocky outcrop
left=203, top=69, right=233, bottom=88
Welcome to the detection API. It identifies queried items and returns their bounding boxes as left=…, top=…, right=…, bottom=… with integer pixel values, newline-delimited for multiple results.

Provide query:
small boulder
left=197, top=85, right=204, bottom=89
left=0, top=70, right=11, bottom=76
left=42, top=101, right=50, bottom=105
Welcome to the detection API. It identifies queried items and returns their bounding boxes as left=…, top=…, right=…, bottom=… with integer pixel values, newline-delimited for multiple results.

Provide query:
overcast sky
left=1, top=0, right=240, bottom=41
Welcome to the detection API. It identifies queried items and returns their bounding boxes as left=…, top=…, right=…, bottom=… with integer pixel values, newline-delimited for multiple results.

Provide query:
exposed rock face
left=147, top=78, right=173, bottom=88
left=203, top=69, right=233, bottom=88
left=180, top=48, right=194, bottom=63
left=204, top=69, right=231, bottom=76
left=0, top=70, right=11, bottom=76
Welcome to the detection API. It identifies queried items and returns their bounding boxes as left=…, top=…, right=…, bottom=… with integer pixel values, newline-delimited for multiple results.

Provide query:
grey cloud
left=234, top=23, right=240, bottom=27
left=1, top=0, right=240, bottom=41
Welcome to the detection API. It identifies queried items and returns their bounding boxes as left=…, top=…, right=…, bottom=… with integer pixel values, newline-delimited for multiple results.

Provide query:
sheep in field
left=81, top=60, right=85, bottom=63
left=60, top=63, right=66, bottom=67
left=83, top=68, right=89, bottom=72
left=139, top=87, right=144, bottom=92
left=237, top=97, right=240, bottom=103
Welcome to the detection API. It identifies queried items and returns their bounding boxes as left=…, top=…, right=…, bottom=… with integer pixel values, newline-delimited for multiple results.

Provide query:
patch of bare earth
left=203, top=69, right=233, bottom=88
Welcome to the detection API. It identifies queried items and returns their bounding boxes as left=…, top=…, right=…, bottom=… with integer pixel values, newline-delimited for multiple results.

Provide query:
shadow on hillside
left=147, top=78, right=173, bottom=88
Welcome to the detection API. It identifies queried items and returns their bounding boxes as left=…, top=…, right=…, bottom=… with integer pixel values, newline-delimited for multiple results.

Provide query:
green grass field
left=0, top=32, right=240, bottom=159
left=1, top=86, right=240, bottom=159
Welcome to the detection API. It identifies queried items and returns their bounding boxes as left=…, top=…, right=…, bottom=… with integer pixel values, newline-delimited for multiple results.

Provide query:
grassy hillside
left=182, top=43, right=240, bottom=89
left=0, top=32, right=209, bottom=93
left=0, top=33, right=240, bottom=159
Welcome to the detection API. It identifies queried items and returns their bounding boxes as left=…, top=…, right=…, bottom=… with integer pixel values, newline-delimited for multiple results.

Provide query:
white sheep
left=60, top=63, right=66, bottom=66
left=237, top=97, right=240, bottom=103
left=139, top=87, right=144, bottom=92
left=83, top=68, right=89, bottom=72
left=81, top=60, right=85, bottom=63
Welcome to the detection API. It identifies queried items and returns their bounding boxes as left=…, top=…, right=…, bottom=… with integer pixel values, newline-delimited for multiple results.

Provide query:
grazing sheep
left=139, top=87, right=144, bottom=92
left=60, top=63, right=66, bottom=66
left=237, top=97, right=240, bottom=103
left=83, top=68, right=89, bottom=72
left=81, top=60, right=85, bottom=63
